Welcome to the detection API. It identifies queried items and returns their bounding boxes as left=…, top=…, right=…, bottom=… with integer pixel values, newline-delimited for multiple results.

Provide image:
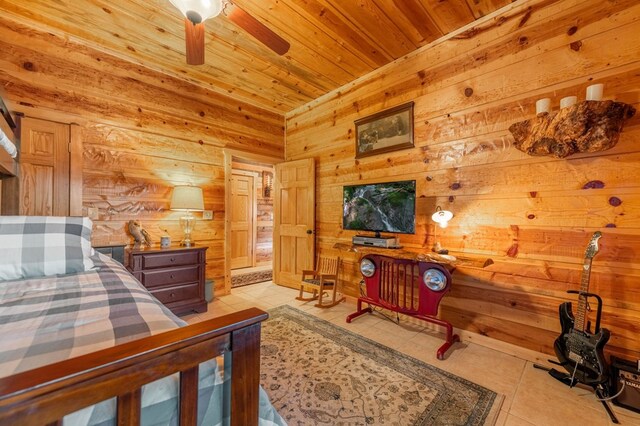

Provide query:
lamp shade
left=169, top=0, right=223, bottom=23
left=170, top=186, right=204, bottom=211
left=431, top=207, right=453, bottom=228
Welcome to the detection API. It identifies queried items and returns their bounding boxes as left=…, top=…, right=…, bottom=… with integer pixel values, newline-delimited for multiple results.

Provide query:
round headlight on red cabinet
left=423, top=268, right=447, bottom=291
left=360, top=258, right=376, bottom=278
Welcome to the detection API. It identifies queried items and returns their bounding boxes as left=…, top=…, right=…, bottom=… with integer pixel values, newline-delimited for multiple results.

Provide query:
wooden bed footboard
left=0, top=308, right=268, bottom=426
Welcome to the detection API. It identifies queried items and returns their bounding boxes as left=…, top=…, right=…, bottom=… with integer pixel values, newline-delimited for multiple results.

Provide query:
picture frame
left=354, top=101, right=414, bottom=159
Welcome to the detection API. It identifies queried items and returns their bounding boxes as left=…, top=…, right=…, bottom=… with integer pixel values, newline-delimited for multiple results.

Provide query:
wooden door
left=230, top=172, right=255, bottom=269
left=19, top=117, right=70, bottom=216
left=273, top=158, right=315, bottom=288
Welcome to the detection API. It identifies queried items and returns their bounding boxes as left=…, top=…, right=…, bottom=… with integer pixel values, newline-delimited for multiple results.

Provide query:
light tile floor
left=230, top=264, right=272, bottom=277
left=185, top=281, right=640, bottom=426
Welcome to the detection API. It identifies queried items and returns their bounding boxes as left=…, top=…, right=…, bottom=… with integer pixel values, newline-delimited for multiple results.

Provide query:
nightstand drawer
left=141, top=266, right=200, bottom=288
left=151, top=283, right=200, bottom=305
left=141, top=251, right=199, bottom=269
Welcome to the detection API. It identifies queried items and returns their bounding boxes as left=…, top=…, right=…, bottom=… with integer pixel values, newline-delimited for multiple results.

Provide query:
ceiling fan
left=169, top=0, right=290, bottom=65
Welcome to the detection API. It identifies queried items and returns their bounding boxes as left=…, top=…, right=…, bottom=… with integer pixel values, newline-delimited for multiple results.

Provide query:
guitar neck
left=574, top=257, right=594, bottom=332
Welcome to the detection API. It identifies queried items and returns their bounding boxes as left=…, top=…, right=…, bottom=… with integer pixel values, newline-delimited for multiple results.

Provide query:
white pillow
left=0, top=216, right=95, bottom=281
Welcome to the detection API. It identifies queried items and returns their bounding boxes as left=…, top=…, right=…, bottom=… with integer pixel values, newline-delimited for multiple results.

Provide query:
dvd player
left=352, top=235, right=399, bottom=248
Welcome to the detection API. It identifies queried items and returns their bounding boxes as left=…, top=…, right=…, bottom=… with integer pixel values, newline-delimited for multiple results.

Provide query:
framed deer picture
left=354, top=102, right=414, bottom=159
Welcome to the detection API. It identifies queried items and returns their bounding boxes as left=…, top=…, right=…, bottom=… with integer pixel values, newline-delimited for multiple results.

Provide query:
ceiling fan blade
left=225, top=4, right=290, bottom=56
left=184, top=18, right=205, bottom=65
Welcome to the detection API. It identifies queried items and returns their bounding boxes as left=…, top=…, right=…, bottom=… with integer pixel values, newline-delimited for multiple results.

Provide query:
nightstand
left=127, top=246, right=208, bottom=316
left=93, top=244, right=126, bottom=264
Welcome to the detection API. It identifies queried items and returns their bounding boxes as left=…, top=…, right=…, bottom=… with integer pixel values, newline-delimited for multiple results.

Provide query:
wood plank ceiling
left=0, top=0, right=513, bottom=113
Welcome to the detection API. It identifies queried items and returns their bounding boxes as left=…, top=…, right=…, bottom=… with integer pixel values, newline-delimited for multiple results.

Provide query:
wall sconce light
left=170, top=185, right=204, bottom=247
left=431, top=206, right=453, bottom=253
left=263, top=171, right=273, bottom=198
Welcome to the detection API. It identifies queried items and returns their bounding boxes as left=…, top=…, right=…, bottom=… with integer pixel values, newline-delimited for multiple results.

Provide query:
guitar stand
left=533, top=363, right=619, bottom=424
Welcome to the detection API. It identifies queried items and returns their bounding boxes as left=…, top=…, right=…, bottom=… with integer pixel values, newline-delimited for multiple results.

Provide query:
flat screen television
left=343, top=180, right=416, bottom=235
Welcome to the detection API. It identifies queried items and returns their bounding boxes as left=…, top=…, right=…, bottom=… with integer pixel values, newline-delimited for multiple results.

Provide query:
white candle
left=560, top=96, right=577, bottom=108
left=586, top=84, right=604, bottom=101
left=536, top=98, right=551, bottom=114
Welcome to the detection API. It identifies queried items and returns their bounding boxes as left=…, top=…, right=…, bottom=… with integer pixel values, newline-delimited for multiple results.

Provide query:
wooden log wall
left=0, top=16, right=284, bottom=295
left=285, top=0, right=640, bottom=359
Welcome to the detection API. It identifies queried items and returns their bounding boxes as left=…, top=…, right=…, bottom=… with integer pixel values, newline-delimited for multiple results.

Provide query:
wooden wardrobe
left=2, top=116, right=82, bottom=216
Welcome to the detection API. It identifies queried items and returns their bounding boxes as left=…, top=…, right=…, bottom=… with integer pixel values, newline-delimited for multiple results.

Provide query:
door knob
left=306, top=230, right=314, bottom=235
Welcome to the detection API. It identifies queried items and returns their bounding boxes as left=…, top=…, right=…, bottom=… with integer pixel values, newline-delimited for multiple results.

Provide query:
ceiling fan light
left=169, top=0, right=223, bottom=23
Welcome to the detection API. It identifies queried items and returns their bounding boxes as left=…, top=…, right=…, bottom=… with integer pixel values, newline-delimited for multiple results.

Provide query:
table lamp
left=431, top=206, right=453, bottom=253
left=170, top=186, right=204, bottom=247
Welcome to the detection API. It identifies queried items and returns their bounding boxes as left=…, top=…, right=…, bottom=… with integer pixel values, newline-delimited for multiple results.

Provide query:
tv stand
left=352, top=234, right=400, bottom=248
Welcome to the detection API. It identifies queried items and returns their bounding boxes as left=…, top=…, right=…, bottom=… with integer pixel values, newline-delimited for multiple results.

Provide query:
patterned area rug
left=231, top=270, right=273, bottom=288
left=261, top=306, right=503, bottom=425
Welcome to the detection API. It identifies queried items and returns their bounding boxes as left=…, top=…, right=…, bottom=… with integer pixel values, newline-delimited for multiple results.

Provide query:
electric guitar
left=553, top=231, right=610, bottom=385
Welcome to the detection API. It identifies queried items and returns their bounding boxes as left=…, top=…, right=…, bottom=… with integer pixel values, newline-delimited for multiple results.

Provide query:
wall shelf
left=332, top=243, right=494, bottom=270
left=509, top=100, right=636, bottom=158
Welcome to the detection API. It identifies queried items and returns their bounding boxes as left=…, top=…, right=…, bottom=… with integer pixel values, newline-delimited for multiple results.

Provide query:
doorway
left=230, top=170, right=256, bottom=270
left=224, top=150, right=278, bottom=294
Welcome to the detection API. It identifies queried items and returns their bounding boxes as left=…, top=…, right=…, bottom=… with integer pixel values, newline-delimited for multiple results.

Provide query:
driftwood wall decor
left=509, top=101, right=636, bottom=158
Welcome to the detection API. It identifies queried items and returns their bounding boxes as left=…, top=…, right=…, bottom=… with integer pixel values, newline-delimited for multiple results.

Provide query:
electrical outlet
left=87, top=207, right=99, bottom=220
left=202, top=210, right=213, bottom=220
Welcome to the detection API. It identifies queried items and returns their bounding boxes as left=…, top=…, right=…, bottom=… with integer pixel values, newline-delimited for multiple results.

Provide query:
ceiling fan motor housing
left=186, top=10, right=203, bottom=24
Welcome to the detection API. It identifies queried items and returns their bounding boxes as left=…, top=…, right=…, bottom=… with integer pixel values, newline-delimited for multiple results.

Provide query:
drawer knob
left=170, top=274, right=175, bottom=279
left=170, top=293, right=175, bottom=298
left=170, top=258, right=176, bottom=262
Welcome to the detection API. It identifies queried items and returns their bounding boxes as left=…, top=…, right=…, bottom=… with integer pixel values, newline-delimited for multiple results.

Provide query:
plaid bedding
left=0, top=253, right=285, bottom=425
left=0, top=216, right=94, bottom=281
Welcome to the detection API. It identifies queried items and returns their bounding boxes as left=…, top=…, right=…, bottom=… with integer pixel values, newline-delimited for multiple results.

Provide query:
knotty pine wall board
left=256, top=196, right=274, bottom=265
left=286, top=0, right=640, bottom=358
left=0, top=18, right=283, bottom=155
left=0, top=0, right=342, bottom=111
left=287, top=0, right=639, bottom=125
left=83, top=124, right=226, bottom=162
left=234, top=0, right=376, bottom=75
left=0, top=16, right=284, bottom=296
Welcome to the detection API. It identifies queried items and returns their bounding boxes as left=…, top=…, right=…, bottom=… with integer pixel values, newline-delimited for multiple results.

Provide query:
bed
left=0, top=216, right=286, bottom=425
left=0, top=94, right=18, bottom=178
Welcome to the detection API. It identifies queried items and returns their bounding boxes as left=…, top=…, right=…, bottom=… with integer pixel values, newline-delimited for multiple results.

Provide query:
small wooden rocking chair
left=296, top=256, right=345, bottom=308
